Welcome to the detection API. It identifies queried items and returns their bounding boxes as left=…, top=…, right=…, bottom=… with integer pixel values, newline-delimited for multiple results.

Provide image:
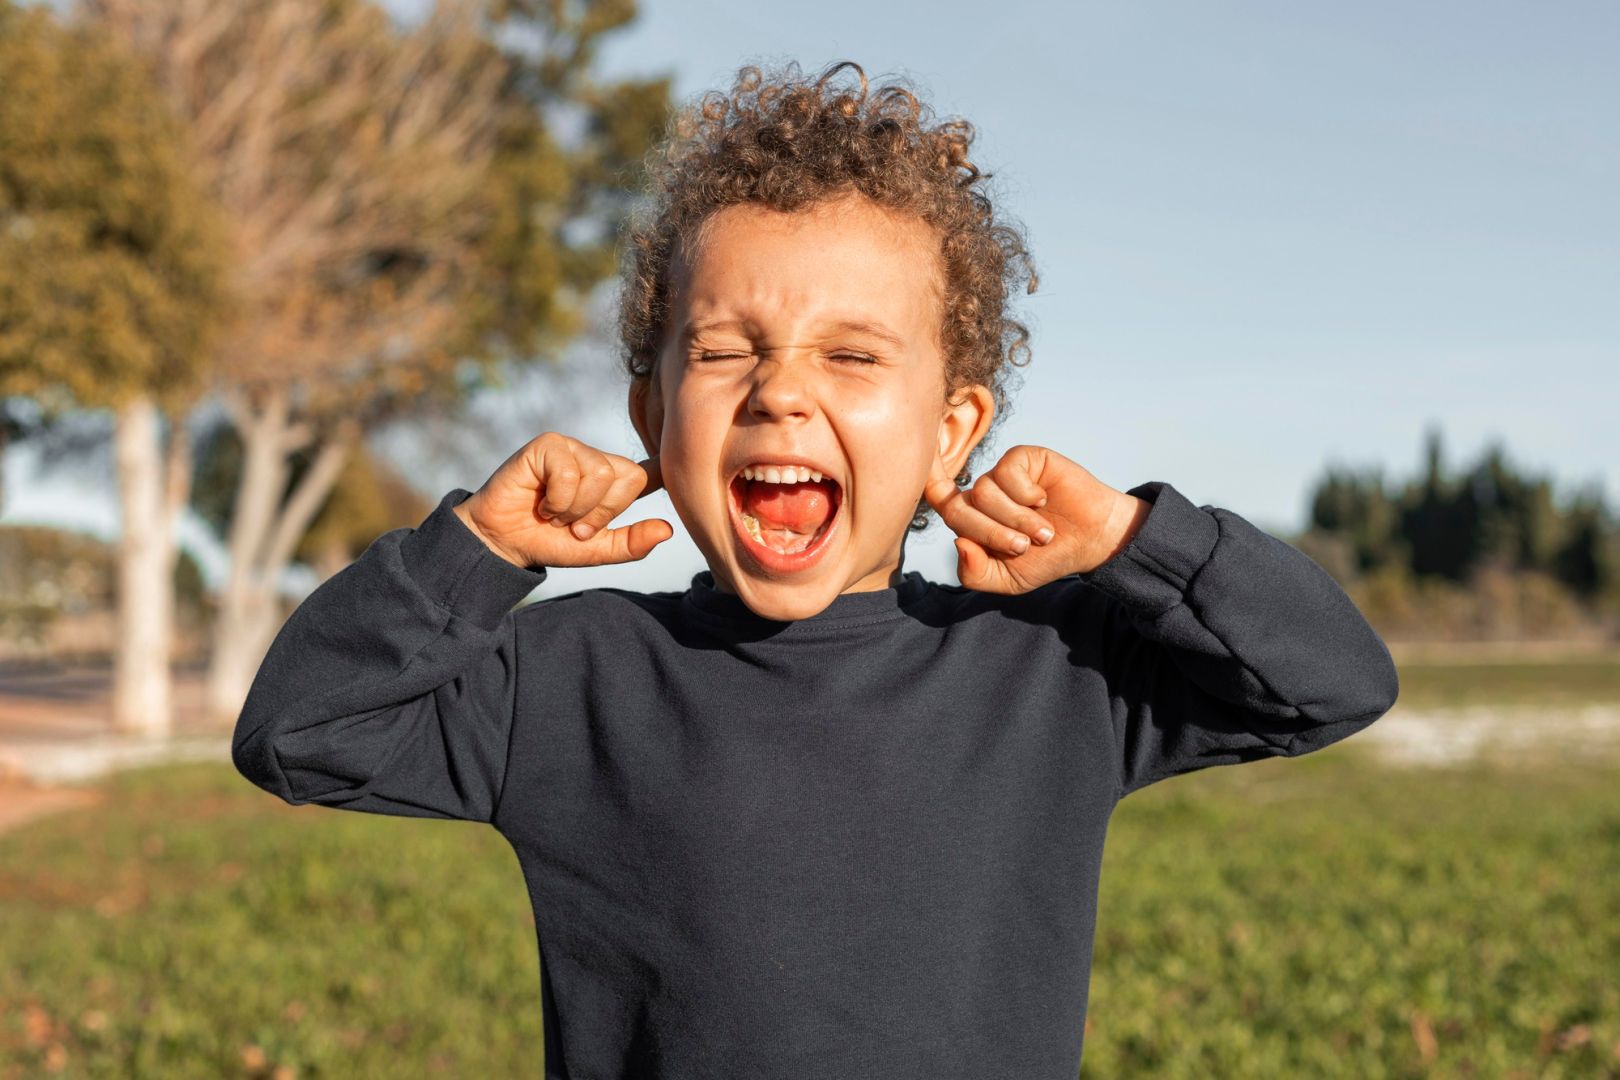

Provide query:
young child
left=233, top=60, right=1400, bottom=1078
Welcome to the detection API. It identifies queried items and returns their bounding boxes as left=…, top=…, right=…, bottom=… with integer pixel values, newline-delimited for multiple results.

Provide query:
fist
left=923, top=444, right=1150, bottom=594
left=454, top=432, right=672, bottom=569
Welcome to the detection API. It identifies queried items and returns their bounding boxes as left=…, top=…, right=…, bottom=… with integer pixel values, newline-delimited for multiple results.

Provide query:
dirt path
left=0, top=659, right=227, bottom=836
left=1354, top=702, right=1620, bottom=767
left=0, top=776, right=105, bottom=833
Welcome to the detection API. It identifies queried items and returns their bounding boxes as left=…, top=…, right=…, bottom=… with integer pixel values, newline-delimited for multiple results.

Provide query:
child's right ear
left=628, top=374, right=663, bottom=457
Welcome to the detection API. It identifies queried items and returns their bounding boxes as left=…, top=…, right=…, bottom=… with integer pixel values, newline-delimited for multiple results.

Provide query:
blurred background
left=1, top=0, right=1616, bottom=1075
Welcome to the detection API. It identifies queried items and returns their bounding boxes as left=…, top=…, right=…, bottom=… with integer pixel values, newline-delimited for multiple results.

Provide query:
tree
left=83, top=0, right=671, bottom=723
left=189, top=416, right=433, bottom=584
left=0, top=0, right=232, bottom=733
left=1302, top=424, right=1620, bottom=639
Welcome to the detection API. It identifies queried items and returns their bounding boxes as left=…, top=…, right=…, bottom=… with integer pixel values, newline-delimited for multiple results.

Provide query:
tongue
left=742, top=479, right=835, bottom=534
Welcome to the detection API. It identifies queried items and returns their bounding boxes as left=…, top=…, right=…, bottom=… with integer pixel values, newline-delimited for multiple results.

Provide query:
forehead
left=667, top=194, right=944, bottom=345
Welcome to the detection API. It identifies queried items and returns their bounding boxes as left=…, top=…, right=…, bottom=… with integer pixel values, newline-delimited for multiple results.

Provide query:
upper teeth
left=741, top=464, right=824, bottom=484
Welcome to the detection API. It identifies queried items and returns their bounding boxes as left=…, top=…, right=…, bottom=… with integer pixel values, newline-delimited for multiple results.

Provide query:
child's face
left=630, top=191, right=993, bottom=621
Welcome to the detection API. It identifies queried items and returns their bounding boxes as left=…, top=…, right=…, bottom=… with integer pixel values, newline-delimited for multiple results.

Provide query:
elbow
left=230, top=728, right=260, bottom=788
left=1336, top=642, right=1400, bottom=727
left=1379, top=655, right=1401, bottom=715
left=1341, top=647, right=1406, bottom=731
left=230, top=719, right=298, bottom=805
left=1334, top=613, right=1401, bottom=722
left=1366, top=639, right=1401, bottom=718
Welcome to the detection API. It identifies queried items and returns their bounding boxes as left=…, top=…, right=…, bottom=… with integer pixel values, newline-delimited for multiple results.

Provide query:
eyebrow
left=679, top=318, right=907, bottom=349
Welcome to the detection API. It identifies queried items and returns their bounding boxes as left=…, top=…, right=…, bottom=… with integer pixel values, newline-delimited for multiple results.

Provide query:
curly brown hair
left=616, top=59, right=1038, bottom=532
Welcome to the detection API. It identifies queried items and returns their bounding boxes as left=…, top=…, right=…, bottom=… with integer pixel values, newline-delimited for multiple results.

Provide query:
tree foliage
left=1302, top=424, right=1620, bottom=620
left=79, top=0, right=672, bottom=428
left=451, top=0, right=672, bottom=370
left=0, top=0, right=231, bottom=417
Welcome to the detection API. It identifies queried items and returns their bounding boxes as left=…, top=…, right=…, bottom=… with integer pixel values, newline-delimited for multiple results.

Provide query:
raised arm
left=234, top=431, right=667, bottom=821
left=1069, top=480, right=1400, bottom=799
left=231, top=488, right=546, bottom=822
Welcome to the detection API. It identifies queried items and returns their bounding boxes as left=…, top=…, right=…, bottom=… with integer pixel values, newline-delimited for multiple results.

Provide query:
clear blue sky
left=6, top=0, right=1616, bottom=597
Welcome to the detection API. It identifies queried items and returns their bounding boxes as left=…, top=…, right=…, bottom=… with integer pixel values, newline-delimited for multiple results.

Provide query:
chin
left=728, top=574, right=845, bottom=622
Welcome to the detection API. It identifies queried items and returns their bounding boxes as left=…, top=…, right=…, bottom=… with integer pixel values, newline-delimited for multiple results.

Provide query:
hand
left=453, top=432, right=672, bottom=569
left=923, top=444, right=1151, bottom=594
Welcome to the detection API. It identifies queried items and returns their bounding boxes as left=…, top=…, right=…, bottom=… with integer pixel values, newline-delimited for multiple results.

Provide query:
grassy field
left=1389, top=651, right=1620, bottom=710
left=2, top=657, right=1617, bottom=1077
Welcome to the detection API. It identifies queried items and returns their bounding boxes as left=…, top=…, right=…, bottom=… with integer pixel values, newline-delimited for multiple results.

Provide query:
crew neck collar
left=681, top=569, right=934, bottom=629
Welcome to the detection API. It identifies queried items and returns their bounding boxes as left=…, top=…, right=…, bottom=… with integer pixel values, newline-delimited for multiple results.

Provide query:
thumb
left=954, top=536, right=989, bottom=588
left=590, top=517, right=675, bottom=564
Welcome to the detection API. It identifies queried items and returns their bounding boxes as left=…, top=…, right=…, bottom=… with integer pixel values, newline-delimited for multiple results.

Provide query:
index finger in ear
left=633, top=454, right=663, bottom=499
left=922, top=472, right=963, bottom=514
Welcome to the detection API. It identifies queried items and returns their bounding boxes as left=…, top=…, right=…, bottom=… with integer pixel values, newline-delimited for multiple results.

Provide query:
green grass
left=1086, top=746, right=1620, bottom=1078
left=0, top=764, right=541, bottom=1078
left=2, top=749, right=1617, bottom=1077
left=1391, top=655, right=1620, bottom=710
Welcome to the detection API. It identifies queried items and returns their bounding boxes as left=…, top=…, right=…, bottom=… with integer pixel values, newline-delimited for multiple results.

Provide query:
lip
left=726, top=471, right=843, bottom=576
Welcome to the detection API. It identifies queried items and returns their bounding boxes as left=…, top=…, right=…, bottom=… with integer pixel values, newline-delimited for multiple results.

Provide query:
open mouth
left=726, top=466, right=843, bottom=573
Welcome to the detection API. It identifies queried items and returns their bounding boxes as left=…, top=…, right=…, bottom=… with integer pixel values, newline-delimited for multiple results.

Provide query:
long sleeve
left=231, top=488, right=547, bottom=822
left=1073, top=480, right=1400, bottom=800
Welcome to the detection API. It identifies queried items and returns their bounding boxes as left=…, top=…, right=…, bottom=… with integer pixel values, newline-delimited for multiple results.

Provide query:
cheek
left=659, top=396, right=728, bottom=504
left=841, top=389, right=939, bottom=519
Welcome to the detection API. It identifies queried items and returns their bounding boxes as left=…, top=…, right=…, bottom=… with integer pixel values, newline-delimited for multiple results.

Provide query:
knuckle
left=994, top=457, right=1026, bottom=481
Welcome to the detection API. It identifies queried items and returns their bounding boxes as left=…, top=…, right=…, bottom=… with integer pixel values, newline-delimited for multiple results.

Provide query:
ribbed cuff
left=398, top=488, right=548, bottom=632
left=1073, top=481, right=1220, bottom=617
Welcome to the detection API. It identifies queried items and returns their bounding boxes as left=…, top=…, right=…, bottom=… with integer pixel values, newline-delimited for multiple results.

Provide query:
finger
left=922, top=471, right=960, bottom=515
left=954, top=536, right=986, bottom=588
left=936, top=480, right=1031, bottom=556
left=588, top=517, right=675, bottom=564
left=955, top=536, right=1021, bottom=595
left=922, top=448, right=965, bottom=514
left=969, top=476, right=1057, bottom=545
left=568, top=464, right=657, bottom=540
left=991, top=450, right=1049, bottom=508
left=554, top=448, right=619, bottom=525
left=634, top=454, right=663, bottom=499
left=537, top=450, right=582, bottom=521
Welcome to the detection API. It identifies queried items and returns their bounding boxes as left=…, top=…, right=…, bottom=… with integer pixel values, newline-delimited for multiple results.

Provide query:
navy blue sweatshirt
left=232, top=479, right=1399, bottom=1078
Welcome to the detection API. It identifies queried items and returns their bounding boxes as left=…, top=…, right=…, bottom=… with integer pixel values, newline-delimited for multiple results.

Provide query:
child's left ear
left=936, top=382, right=995, bottom=481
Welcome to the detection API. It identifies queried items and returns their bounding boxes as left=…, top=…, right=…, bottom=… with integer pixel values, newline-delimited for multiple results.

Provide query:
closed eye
left=696, top=351, right=878, bottom=364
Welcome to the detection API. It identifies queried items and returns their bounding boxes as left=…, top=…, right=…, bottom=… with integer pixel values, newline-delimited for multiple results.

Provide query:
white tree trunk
left=112, top=394, right=174, bottom=737
left=205, top=387, right=357, bottom=726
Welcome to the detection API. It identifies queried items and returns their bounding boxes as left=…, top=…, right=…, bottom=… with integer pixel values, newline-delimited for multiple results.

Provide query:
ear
left=628, top=373, right=663, bottom=457
left=936, top=383, right=995, bottom=483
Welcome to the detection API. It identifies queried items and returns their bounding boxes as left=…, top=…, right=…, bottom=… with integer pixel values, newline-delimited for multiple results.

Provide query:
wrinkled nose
left=747, top=357, right=815, bottom=422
